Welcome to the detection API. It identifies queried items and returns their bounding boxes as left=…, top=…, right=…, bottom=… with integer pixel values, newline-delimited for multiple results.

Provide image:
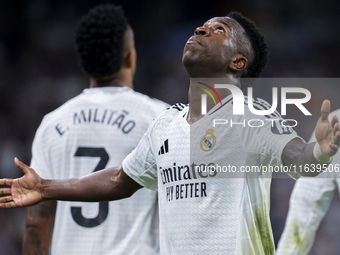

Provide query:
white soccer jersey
left=276, top=109, right=340, bottom=255
left=123, top=96, right=300, bottom=255
left=31, top=87, right=168, bottom=255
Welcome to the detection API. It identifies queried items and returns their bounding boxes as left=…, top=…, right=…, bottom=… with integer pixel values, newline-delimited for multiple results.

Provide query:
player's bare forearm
left=0, top=159, right=142, bottom=208
left=22, top=201, right=57, bottom=255
left=42, top=166, right=142, bottom=202
left=282, top=138, right=322, bottom=176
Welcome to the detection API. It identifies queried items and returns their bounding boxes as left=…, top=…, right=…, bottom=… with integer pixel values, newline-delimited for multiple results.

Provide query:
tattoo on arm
left=34, top=240, right=47, bottom=255
left=22, top=201, right=57, bottom=255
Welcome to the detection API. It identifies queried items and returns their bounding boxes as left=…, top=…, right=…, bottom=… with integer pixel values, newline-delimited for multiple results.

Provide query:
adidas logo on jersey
left=158, top=139, right=169, bottom=155
left=167, top=103, right=186, bottom=111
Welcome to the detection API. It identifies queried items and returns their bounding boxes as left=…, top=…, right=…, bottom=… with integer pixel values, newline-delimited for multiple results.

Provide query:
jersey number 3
left=71, top=147, right=109, bottom=228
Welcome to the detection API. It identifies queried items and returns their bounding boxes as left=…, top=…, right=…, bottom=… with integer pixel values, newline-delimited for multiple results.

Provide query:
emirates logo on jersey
left=200, top=127, right=216, bottom=151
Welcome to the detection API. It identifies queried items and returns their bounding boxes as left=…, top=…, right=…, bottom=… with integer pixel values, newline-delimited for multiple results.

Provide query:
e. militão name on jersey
left=55, top=107, right=136, bottom=136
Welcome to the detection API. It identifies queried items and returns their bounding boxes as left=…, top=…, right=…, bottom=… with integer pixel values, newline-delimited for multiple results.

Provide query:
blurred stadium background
left=1, top=0, right=340, bottom=254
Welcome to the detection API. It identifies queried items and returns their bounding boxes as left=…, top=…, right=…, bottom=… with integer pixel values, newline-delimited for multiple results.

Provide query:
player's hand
left=0, top=158, right=43, bottom=208
left=315, top=100, right=340, bottom=156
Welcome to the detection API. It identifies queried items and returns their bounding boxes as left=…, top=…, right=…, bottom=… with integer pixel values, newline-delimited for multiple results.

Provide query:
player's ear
left=124, top=49, right=136, bottom=69
left=229, top=54, right=248, bottom=72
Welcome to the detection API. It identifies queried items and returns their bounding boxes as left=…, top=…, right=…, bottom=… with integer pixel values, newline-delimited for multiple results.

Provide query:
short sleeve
left=30, top=118, right=54, bottom=179
left=239, top=105, right=302, bottom=178
left=122, top=125, right=158, bottom=191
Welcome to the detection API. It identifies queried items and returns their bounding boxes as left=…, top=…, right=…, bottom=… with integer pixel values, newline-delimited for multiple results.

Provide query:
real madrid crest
left=200, top=127, right=216, bottom=151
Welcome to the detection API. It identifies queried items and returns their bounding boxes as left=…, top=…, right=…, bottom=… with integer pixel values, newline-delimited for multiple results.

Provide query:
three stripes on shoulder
left=158, top=139, right=169, bottom=155
left=168, top=103, right=186, bottom=111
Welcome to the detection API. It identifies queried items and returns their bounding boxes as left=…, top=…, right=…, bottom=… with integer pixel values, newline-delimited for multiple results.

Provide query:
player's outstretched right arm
left=282, top=100, right=340, bottom=176
left=0, top=158, right=142, bottom=208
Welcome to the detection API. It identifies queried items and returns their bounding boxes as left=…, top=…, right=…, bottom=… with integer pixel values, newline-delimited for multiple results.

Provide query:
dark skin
left=23, top=201, right=57, bottom=255
left=185, top=17, right=250, bottom=122
left=21, top=27, right=140, bottom=255
left=0, top=17, right=340, bottom=209
left=183, top=17, right=250, bottom=78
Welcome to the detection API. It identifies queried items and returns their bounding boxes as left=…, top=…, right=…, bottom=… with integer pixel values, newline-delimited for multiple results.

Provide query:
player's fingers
left=333, top=130, right=340, bottom=145
left=14, top=157, right=29, bottom=174
left=329, top=142, right=339, bottom=152
left=6, top=201, right=20, bottom=209
left=0, top=188, right=11, bottom=195
left=0, top=195, right=13, bottom=203
left=320, top=100, right=331, bottom=122
left=0, top=179, right=13, bottom=186
left=331, top=115, right=338, bottom=127
left=332, top=122, right=340, bottom=137
left=0, top=201, right=18, bottom=209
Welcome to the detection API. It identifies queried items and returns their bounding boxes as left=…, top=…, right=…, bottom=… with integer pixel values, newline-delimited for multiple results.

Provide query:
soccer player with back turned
left=21, top=4, right=168, bottom=255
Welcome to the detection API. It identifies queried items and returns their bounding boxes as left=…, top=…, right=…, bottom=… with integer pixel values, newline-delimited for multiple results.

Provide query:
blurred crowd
left=1, top=0, right=340, bottom=254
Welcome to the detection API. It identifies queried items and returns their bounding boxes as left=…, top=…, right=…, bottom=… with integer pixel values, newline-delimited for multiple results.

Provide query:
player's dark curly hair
left=75, top=4, right=128, bottom=79
left=227, top=11, right=268, bottom=78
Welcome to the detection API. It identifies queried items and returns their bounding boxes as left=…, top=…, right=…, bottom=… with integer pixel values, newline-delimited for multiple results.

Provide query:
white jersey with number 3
left=123, top=97, right=300, bottom=255
left=31, top=87, right=168, bottom=255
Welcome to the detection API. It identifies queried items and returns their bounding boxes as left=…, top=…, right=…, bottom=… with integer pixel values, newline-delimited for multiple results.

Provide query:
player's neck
left=187, top=80, right=205, bottom=124
left=185, top=62, right=238, bottom=79
left=90, top=69, right=134, bottom=89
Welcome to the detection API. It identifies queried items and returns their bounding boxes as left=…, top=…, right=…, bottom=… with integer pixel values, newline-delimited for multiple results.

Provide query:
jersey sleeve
left=240, top=101, right=302, bottom=179
left=30, top=117, right=54, bottom=179
left=122, top=123, right=158, bottom=191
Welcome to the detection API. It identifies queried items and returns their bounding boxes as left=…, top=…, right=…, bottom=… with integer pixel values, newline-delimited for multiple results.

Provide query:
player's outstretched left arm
left=282, top=100, right=340, bottom=176
left=0, top=158, right=142, bottom=208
